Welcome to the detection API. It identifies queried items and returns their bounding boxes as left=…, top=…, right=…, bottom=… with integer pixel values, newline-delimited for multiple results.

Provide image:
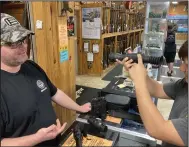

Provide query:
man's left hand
left=79, top=102, right=91, bottom=113
left=128, top=54, right=147, bottom=84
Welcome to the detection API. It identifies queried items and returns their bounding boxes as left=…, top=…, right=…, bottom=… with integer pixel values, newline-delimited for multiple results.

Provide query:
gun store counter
left=59, top=111, right=156, bottom=147
left=76, top=115, right=156, bottom=146
left=60, top=120, right=119, bottom=146
left=60, top=67, right=159, bottom=146
left=59, top=115, right=156, bottom=147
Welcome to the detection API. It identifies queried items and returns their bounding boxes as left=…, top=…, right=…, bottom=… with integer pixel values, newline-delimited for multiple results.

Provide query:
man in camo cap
left=1, top=13, right=35, bottom=66
left=1, top=13, right=91, bottom=146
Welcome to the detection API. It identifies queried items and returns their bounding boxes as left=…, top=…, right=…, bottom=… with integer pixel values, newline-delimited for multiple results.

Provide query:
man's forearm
left=1, top=133, right=42, bottom=146
left=52, top=89, right=81, bottom=112
left=146, top=75, right=160, bottom=97
left=135, top=81, right=165, bottom=136
left=146, top=76, right=170, bottom=99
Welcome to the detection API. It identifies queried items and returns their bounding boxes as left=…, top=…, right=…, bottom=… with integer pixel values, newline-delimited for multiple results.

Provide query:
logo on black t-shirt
left=36, top=80, right=47, bottom=92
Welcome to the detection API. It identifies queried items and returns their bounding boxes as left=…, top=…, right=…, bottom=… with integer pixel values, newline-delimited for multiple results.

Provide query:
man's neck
left=1, top=62, right=21, bottom=73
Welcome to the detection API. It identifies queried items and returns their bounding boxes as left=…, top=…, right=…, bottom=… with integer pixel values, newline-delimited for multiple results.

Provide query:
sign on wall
left=58, top=24, right=69, bottom=63
left=82, top=7, right=101, bottom=39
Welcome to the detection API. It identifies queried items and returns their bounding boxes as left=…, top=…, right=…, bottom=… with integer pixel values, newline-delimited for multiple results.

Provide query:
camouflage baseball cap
left=1, top=13, right=34, bottom=43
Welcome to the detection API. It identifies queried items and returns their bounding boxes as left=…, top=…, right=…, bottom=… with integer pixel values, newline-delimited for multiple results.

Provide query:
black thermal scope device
left=109, top=53, right=164, bottom=65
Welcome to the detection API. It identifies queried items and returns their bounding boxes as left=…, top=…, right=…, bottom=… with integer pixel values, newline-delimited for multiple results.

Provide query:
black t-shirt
left=164, top=30, right=176, bottom=52
left=1, top=60, right=60, bottom=146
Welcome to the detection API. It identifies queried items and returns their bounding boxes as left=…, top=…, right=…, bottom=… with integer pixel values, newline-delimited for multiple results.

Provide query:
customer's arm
left=117, top=58, right=171, bottom=99
left=135, top=81, right=185, bottom=146
left=147, top=74, right=183, bottom=100
left=146, top=76, right=171, bottom=99
left=128, top=55, right=185, bottom=146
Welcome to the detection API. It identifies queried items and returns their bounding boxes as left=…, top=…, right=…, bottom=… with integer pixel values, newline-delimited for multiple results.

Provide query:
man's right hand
left=36, top=119, right=67, bottom=142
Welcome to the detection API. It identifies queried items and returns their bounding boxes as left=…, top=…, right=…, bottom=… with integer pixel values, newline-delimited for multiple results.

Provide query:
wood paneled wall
left=77, top=3, right=104, bottom=76
left=31, top=2, right=76, bottom=128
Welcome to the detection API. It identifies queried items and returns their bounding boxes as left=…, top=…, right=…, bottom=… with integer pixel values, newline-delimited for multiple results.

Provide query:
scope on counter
left=108, top=53, right=164, bottom=65
left=88, top=117, right=108, bottom=132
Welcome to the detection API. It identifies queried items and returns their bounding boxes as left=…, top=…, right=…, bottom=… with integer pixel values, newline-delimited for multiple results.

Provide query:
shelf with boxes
left=78, top=1, right=145, bottom=75
left=167, top=15, right=188, bottom=33
left=167, top=2, right=188, bottom=47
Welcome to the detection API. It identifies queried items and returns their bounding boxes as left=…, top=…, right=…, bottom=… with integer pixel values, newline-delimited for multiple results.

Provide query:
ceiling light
left=172, top=2, right=178, bottom=4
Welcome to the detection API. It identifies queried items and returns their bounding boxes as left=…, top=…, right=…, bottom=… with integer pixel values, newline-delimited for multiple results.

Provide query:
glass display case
left=147, top=18, right=167, bottom=32
left=148, top=3, right=168, bottom=19
left=143, top=1, right=170, bottom=57
left=143, top=32, right=165, bottom=56
left=145, top=1, right=169, bottom=33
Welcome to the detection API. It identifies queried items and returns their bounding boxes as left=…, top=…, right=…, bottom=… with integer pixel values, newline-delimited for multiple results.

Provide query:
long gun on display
left=110, top=9, right=114, bottom=33
left=109, top=53, right=164, bottom=65
left=112, top=9, right=115, bottom=32
left=103, top=8, right=108, bottom=34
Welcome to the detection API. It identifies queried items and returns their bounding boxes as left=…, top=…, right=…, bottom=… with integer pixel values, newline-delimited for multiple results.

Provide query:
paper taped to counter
left=105, top=115, right=122, bottom=124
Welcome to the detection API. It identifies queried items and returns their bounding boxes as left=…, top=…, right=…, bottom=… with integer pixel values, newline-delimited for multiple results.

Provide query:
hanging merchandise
left=67, top=16, right=75, bottom=36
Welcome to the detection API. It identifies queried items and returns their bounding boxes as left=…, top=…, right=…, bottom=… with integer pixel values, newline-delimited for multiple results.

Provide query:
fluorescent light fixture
left=172, top=1, right=178, bottom=4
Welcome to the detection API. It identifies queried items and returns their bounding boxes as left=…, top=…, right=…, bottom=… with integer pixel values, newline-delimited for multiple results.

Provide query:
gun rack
left=77, top=1, right=145, bottom=76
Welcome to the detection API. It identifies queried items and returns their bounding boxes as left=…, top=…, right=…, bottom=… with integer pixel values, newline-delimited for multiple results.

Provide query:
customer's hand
left=128, top=54, right=147, bottom=84
left=116, top=57, right=134, bottom=71
left=117, top=54, right=147, bottom=84
left=35, top=119, right=67, bottom=142
left=79, top=102, right=91, bottom=113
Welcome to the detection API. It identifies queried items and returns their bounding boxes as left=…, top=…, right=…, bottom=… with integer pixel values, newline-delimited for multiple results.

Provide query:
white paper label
left=93, top=44, right=99, bottom=53
left=87, top=52, right=93, bottom=62
left=84, top=42, right=89, bottom=52
left=36, top=20, right=43, bottom=29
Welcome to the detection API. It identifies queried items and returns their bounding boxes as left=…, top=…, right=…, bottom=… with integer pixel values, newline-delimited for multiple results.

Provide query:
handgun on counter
left=73, top=123, right=87, bottom=147
left=73, top=118, right=108, bottom=147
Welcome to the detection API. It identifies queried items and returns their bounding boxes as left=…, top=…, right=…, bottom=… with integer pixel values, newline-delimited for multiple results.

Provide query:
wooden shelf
left=102, top=29, right=144, bottom=39
left=78, top=2, right=145, bottom=76
left=146, top=18, right=167, bottom=20
left=128, top=12, right=138, bottom=14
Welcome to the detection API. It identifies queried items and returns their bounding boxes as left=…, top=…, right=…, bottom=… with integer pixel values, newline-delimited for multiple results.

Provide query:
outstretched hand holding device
left=116, top=54, right=147, bottom=84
